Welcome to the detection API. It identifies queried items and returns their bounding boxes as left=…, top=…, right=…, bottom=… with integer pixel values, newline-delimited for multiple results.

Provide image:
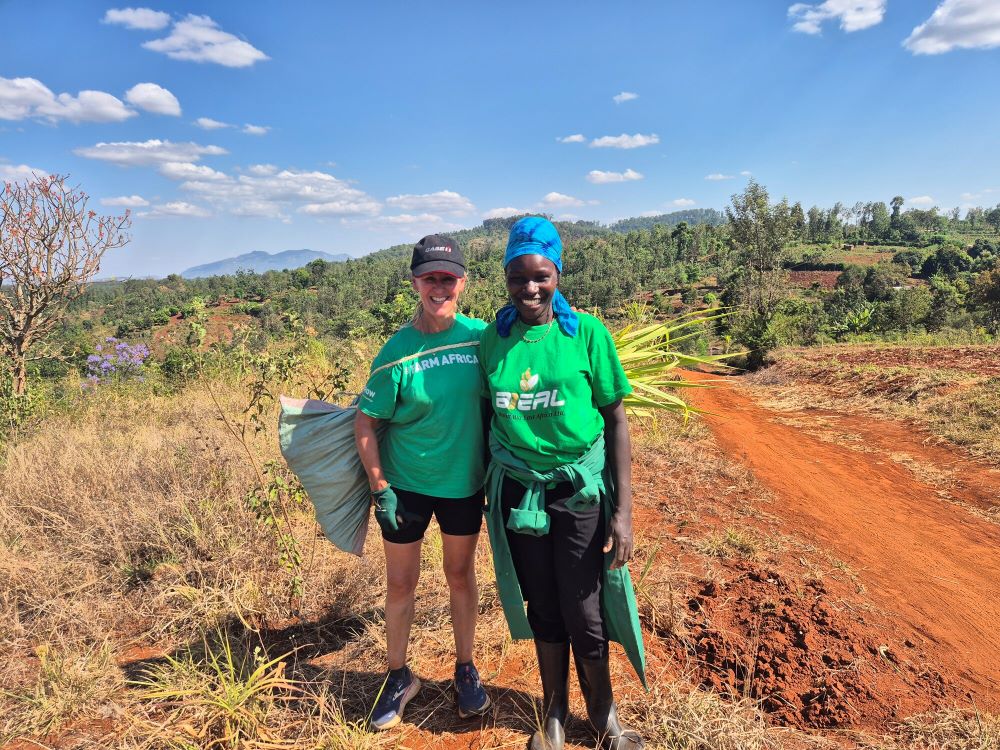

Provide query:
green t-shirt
left=479, top=312, right=632, bottom=471
left=359, top=314, right=487, bottom=498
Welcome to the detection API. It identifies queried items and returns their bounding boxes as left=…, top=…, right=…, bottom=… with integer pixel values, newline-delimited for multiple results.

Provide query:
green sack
left=278, top=396, right=380, bottom=557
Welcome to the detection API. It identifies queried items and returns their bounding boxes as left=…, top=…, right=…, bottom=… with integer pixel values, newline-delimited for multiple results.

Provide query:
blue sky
left=2, top=0, right=999, bottom=277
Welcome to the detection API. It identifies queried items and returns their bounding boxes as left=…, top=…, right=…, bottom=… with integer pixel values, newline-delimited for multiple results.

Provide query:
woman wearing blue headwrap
left=480, top=217, right=644, bottom=750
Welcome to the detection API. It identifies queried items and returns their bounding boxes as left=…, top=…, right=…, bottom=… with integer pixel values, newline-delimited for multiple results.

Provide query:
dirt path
left=684, top=370, right=1000, bottom=707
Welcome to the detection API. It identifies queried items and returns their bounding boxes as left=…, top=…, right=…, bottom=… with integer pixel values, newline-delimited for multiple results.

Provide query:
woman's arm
left=598, top=399, right=634, bottom=570
left=354, top=410, right=389, bottom=492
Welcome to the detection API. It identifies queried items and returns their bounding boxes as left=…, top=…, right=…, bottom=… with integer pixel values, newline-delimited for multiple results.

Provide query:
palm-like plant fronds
left=612, top=307, right=739, bottom=420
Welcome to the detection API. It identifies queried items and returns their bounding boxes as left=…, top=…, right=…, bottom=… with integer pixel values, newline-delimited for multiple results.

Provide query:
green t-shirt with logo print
left=359, top=314, right=487, bottom=498
left=479, top=312, right=632, bottom=471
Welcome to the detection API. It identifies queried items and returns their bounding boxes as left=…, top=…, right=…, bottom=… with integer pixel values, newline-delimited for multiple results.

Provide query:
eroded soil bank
left=680, top=369, right=1000, bottom=726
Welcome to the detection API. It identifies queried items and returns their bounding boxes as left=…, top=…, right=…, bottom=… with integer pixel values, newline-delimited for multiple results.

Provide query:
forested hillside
left=28, top=185, right=1000, bottom=385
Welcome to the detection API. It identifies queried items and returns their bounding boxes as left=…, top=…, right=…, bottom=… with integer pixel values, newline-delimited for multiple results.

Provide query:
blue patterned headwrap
left=496, top=217, right=579, bottom=338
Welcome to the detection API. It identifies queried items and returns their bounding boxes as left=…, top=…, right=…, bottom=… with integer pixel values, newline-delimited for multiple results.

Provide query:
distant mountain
left=180, top=249, right=350, bottom=279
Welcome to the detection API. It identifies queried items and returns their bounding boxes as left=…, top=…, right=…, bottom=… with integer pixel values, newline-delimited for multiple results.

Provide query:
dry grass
left=1, top=372, right=996, bottom=749
left=855, top=709, right=1000, bottom=750
left=752, top=346, right=1000, bottom=465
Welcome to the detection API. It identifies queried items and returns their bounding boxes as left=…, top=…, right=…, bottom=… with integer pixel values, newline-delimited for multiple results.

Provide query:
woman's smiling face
left=412, top=271, right=465, bottom=318
left=505, top=254, right=558, bottom=325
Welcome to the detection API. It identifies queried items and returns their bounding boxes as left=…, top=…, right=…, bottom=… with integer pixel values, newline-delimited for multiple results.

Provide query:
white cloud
left=586, top=169, right=643, bottom=184
left=377, top=213, right=443, bottom=225
left=194, top=116, right=230, bottom=129
left=0, top=76, right=135, bottom=123
left=740, top=170, right=753, bottom=176
left=299, top=200, right=382, bottom=216
left=0, top=163, right=46, bottom=181
left=557, top=134, right=586, bottom=143
left=369, top=214, right=463, bottom=232
left=613, top=91, right=639, bottom=104
left=102, top=7, right=171, bottom=30
left=159, top=161, right=229, bottom=181
left=705, top=173, right=735, bottom=180
left=141, top=201, right=211, bottom=218
left=125, top=82, right=181, bottom=116
left=906, top=195, right=936, bottom=207
left=242, top=123, right=270, bottom=136
left=74, top=139, right=227, bottom=166
left=540, top=192, right=585, bottom=208
left=904, top=0, right=1000, bottom=54
left=483, top=207, right=525, bottom=219
left=247, top=164, right=278, bottom=176
left=788, top=0, right=886, bottom=34
left=177, top=166, right=382, bottom=219
left=143, top=14, right=269, bottom=68
left=385, top=190, right=475, bottom=215
left=590, top=133, right=659, bottom=149
left=229, top=200, right=288, bottom=219
left=43, top=90, right=135, bottom=123
left=671, top=198, right=696, bottom=207
left=101, top=195, right=149, bottom=207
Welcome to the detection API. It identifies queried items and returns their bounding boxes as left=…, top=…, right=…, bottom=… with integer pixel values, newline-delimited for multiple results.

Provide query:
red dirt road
left=684, top=370, right=1000, bottom=707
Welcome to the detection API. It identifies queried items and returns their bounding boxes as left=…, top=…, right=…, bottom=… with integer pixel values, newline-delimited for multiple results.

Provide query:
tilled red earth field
left=670, top=370, right=1000, bottom=730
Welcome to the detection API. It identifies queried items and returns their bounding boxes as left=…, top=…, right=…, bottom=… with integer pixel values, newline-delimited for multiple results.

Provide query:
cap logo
left=425, top=246, right=452, bottom=253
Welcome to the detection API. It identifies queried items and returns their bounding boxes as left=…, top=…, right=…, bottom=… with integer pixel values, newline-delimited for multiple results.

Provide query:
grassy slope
left=754, top=344, right=1000, bottom=465
left=1, top=369, right=997, bottom=749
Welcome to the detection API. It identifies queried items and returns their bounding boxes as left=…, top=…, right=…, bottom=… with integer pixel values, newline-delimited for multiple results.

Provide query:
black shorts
left=380, top=487, right=485, bottom=544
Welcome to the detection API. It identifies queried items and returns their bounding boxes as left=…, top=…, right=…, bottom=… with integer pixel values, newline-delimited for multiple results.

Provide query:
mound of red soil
left=675, top=370, right=1000, bottom=730
left=678, top=563, right=955, bottom=729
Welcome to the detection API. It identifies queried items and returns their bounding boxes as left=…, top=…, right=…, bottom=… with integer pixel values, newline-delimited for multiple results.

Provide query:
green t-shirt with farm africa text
left=479, top=312, right=632, bottom=471
left=359, top=314, right=486, bottom=498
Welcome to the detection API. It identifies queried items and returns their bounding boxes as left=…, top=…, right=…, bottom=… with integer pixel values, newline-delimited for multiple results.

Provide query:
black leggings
left=500, top=476, right=608, bottom=659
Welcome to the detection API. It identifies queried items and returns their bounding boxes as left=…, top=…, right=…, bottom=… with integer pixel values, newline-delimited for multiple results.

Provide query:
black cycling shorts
left=380, top=486, right=485, bottom=544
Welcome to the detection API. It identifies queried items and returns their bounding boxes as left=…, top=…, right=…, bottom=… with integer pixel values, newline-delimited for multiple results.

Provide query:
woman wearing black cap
left=354, top=235, right=491, bottom=730
left=480, top=217, right=645, bottom=750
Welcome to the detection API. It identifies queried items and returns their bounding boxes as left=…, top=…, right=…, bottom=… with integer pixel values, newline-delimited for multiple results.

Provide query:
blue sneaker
left=370, top=666, right=421, bottom=730
left=454, top=661, right=490, bottom=718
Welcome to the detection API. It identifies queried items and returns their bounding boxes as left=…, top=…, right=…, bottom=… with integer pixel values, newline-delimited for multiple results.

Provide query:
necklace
left=519, top=318, right=555, bottom=344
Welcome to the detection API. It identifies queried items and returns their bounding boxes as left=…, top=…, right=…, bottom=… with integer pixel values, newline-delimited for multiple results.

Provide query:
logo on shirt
left=495, top=368, right=565, bottom=412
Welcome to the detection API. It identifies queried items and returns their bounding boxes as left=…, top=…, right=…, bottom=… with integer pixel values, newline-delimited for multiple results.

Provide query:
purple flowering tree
left=85, top=336, right=150, bottom=385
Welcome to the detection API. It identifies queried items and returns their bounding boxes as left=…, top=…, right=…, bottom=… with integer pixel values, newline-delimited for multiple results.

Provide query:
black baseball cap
left=410, top=234, right=465, bottom=277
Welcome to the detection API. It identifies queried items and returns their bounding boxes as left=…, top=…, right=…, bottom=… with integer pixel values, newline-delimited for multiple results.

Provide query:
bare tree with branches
left=0, top=174, right=131, bottom=394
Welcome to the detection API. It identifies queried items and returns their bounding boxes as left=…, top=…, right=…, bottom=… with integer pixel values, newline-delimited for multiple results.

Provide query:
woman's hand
left=604, top=510, right=634, bottom=569
left=598, top=399, right=635, bottom=570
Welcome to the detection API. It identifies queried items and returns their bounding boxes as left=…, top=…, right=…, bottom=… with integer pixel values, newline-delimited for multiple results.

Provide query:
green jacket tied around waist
left=484, top=433, right=648, bottom=688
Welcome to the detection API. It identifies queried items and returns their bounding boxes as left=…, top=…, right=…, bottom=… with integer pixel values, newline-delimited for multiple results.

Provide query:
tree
left=806, top=205, right=823, bottom=241
left=790, top=202, right=806, bottom=240
left=986, top=205, right=1000, bottom=235
left=921, top=246, right=972, bottom=280
left=0, top=174, right=130, bottom=394
left=671, top=221, right=695, bottom=263
left=890, top=195, right=905, bottom=229
left=971, top=268, right=1000, bottom=329
left=869, top=201, right=891, bottom=240
left=725, top=180, right=793, bottom=368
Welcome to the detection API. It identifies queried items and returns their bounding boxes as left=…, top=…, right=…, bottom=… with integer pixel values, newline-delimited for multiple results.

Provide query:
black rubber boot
left=574, top=652, right=644, bottom=750
left=529, top=640, right=570, bottom=750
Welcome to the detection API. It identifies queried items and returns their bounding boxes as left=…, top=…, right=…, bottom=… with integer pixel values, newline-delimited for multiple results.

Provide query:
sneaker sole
left=371, top=676, right=422, bottom=731
left=456, top=689, right=491, bottom=719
